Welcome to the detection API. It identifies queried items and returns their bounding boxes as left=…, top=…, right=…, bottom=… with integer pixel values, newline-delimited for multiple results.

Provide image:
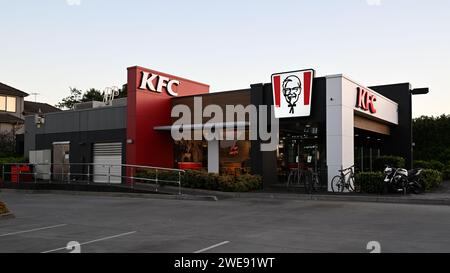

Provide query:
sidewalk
left=2, top=180, right=450, bottom=206
left=145, top=181, right=450, bottom=206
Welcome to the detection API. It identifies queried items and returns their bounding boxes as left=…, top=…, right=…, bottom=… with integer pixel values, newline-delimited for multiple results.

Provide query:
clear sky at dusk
left=0, top=0, right=449, bottom=117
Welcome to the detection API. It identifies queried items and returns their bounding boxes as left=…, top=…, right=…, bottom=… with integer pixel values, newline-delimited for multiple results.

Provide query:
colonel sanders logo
left=272, top=69, right=315, bottom=119
left=282, top=76, right=302, bottom=114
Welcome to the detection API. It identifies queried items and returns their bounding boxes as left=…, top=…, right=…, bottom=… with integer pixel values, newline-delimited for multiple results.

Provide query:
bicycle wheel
left=331, top=175, right=344, bottom=192
left=303, top=173, right=310, bottom=194
left=348, top=176, right=355, bottom=192
left=311, top=174, right=320, bottom=193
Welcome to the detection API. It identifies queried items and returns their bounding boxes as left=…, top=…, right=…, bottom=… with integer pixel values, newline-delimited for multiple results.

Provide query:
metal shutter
left=93, top=142, right=122, bottom=184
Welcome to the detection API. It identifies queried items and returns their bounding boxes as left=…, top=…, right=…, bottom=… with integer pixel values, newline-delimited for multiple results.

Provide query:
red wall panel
left=126, top=66, right=209, bottom=169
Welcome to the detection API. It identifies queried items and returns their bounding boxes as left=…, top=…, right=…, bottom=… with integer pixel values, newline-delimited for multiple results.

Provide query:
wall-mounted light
left=126, top=139, right=134, bottom=144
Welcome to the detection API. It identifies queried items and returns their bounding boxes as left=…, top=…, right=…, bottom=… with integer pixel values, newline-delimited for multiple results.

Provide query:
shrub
left=414, top=160, right=445, bottom=172
left=0, top=157, right=27, bottom=164
left=0, top=201, right=10, bottom=215
left=373, top=156, right=405, bottom=172
left=354, top=172, right=385, bottom=194
left=429, top=160, right=445, bottom=172
left=420, top=169, right=443, bottom=192
left=135, top=169, right=262, bottom=192
left=413, top=160, right=432, bottom=169
left=443, top=165, right=450, bottom=180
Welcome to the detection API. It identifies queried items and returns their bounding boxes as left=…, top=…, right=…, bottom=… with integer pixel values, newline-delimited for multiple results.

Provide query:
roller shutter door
left=93, top=142, right=122, bottom=183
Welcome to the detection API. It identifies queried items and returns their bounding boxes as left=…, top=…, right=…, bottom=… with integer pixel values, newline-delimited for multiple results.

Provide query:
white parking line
left=194, top=241, right=230, bottom=253
left=41, top=231, right=137, bottom=253
left=0, top=224, right=68, bottom=237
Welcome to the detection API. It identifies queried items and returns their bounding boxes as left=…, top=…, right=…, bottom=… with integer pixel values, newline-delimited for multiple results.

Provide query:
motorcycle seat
left=408, top=168, right=422, bottom=177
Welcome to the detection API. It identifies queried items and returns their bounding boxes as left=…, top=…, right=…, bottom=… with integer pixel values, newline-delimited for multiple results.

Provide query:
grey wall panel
left=24, top=116, right=36, bottom=156
left=30, top=106, right=126, bottom=134
left=25, top=105, right=127, bottom=158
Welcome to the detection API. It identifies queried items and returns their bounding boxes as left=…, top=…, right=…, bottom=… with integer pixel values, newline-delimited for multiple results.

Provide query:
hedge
left=0, top=157, right=27, bottom=164
left=136, top=169, right=263, bottom=192
left=420, top=169, right=443, bottom=192
left=354, top=172, right=385, bottom=194
left=443, top=165, right=450, bottom=180
left=373, top=156, right=405, bottom=172
left=414, top=160, right=445, bottom=172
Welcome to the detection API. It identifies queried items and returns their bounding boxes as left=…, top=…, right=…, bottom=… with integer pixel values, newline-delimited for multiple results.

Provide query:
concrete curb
left=0, top=188, right=218, bottom=202
left=148, top=186, right=450, bottom=206
left=229, top=193, right=450, bottom=206
left=2, top=188, right=449, bottom=206
left=0, top=213, right=15, bottom=220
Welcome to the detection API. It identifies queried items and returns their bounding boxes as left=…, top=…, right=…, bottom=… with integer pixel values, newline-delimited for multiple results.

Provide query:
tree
left=0, top=131, right=16, bottom=158
left=81, top=88, right=104, bottom=102
left=56, top=85, right=127, bottom=110
left=56, top=87, right=82, bottom=109
left=413, top=114, right=450, bottom=164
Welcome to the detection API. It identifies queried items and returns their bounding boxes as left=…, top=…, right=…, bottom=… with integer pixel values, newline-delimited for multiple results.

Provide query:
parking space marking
left=0, top=224, right=68, bottom=237
left=41, top=231, right=137, bottom=253
left=194, top=241, right=230, bottom=253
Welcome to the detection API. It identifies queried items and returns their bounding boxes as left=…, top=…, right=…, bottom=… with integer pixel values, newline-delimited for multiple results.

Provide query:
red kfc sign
left=356, top=87, right=377, bottom=114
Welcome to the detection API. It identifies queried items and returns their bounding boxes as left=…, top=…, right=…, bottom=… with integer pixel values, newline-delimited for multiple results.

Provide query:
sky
left=0, top=0, right=449, bottom=117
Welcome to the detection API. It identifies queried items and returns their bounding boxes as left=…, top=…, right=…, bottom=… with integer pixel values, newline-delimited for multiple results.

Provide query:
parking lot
left=1, top=190, right=450, bottom=253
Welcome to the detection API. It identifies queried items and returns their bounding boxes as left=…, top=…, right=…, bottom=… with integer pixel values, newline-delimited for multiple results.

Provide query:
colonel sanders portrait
left=282, top=75, right=302, bottom=114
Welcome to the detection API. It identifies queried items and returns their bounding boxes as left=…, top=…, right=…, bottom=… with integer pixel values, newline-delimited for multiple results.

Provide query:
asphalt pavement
left=1, top=190, right=450, bottom=253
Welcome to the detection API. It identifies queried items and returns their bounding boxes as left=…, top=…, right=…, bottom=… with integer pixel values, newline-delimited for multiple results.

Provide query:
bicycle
left=331, top=165, right=355, bottom=193
left=304, top=171, right=321, bottom=193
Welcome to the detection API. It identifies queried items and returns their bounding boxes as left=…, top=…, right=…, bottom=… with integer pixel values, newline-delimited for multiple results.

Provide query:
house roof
left=0, top=113, right=24, bottom=124
left=24, top=101, right=61, bottom=115
left=0, top=82, right=29, bottom=97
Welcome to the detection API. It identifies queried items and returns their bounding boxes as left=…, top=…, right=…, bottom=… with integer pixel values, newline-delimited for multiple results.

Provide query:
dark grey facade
left=25, top=100, right=127, bottom=170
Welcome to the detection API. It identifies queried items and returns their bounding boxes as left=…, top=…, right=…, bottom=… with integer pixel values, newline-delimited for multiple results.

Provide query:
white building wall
left=326, top=75, right=355, bottom=191
left=325, top=74, right=399, bottom=192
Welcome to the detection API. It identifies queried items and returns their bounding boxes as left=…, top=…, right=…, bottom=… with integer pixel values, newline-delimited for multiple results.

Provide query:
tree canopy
left=413, top=114, right=450, bottom=164
left=56, top=85, right=127, bottom=110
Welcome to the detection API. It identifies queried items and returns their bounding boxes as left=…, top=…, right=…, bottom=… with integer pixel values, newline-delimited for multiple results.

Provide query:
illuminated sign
left=271, top=69, right=315, bottom=118
left=355, top=87, right=377, bottom=114
left=139, top=71, right=180, bottom=97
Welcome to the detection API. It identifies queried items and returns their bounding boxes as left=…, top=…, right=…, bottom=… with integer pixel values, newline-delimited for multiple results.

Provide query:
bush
left=135, top=169, right=180, bottom=186
left=413, top=160, right=431, bottom=169
left=420, top=169, right=443, bottom=192
left=354, top=172, right=385, bottom=194
left=0, top=157, right=27, bottom=164
left=443, top=165, right=450, bottom=180
left=373, top=156, right=405, bottom=172
left=136, top=169, right=262, bottom=192
left=414, top=160, right=445, bottom=172
left=0, top=201, right=10, bottom=215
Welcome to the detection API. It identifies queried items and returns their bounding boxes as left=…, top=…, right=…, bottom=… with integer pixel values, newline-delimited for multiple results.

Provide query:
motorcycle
left=384, top=166, right=424, bottom=194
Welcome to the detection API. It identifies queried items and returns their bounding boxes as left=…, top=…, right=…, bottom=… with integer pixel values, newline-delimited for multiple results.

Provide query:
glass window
left=219, top=139, right=251, bottom=175
left=0, top=96, right=5, bottom=111
left=174, top=140, right=207, bottom=170
left=219, top=128, right=251, bottom=175
left=6, top=97, right=16, bottom=112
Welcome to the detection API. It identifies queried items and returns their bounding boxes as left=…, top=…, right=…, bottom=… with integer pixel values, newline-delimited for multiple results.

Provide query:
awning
left=154, top=121, right=250, bottom=131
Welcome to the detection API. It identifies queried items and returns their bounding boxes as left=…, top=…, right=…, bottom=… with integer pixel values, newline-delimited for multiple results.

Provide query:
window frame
left=0, top=96, right=17, bottom=113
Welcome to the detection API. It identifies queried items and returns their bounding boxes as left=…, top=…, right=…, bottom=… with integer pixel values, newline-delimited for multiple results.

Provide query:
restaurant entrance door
left=276, top=124, right=326, bottom=192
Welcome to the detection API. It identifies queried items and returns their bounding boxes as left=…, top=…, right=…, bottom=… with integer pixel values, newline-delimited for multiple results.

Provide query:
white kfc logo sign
left=139, top=71, right=180, bottom=97
left=271, top=69, right=315, bottom=118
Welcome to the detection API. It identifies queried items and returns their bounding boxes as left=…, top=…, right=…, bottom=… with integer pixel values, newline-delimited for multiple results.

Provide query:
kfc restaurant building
left=25, top=65, right=427, bottom=191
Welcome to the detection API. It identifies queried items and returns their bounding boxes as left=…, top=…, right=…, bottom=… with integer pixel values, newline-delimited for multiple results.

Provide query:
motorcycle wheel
left=410, top=182, right=424, bottom=194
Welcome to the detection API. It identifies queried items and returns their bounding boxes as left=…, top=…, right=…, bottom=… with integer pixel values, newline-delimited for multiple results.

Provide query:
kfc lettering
left=139, top=71, right=180, bottom=97
left=356, top=87, right=377, bottom=114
